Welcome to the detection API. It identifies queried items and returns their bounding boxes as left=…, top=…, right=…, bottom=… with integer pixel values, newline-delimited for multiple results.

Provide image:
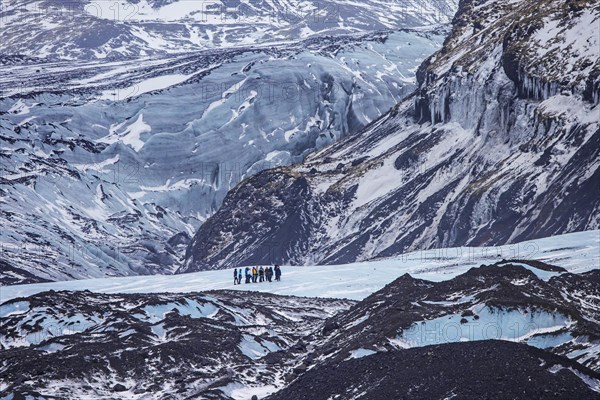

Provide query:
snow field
left=2, top=230, right=597, bottom=303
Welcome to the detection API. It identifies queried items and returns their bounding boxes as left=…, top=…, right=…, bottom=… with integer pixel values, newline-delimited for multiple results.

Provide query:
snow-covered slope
left=0, top=29, right=446, bottom=284
left=3, top=230, right=598, bottom=302
left=0, top=0, right=457, bottom=60
left=183, top=0, right=600, bottom=271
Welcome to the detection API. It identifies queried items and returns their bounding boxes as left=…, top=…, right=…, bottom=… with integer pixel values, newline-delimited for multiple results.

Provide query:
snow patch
left=395, top=305, right=573, bottom=348
left=0, top=301, right=30, bottom=318
left=348, top=348, right=377, bottom=359
left=139, top=298, right=219, bottom=323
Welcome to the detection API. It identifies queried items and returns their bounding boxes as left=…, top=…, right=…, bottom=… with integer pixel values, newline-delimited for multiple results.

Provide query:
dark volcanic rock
left=112, top=383, right=127, bottom=392
left=0, top=260, right=53, bottom=285
left=266, top=341, right=600, bottom=400
left=0, top=289, right=353, bottom=399
left=304, top=263, right=600, bottom=371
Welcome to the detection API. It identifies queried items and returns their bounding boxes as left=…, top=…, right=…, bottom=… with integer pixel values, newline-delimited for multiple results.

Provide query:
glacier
left=0, top=28, right=448, bottom=284
left=2, top=229, right=598, bottom=303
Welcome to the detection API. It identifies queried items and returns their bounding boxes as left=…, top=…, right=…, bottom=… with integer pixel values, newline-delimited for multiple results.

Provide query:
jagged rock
left=322, top=320, right=340, bottom=336
left=112, top=384, right=127, bottom=392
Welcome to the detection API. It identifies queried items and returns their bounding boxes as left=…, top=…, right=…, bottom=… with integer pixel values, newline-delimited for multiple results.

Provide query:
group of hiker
left=233, top=265, right=281, bottom=285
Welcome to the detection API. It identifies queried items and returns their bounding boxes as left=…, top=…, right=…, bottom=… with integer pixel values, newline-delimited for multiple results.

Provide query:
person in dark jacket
left=265, top=266, right=272, bottom=282
left=259, top=266, right=265, bottom=282
left=237, top=269, right=242, bottom=284
left=234, top=268, right=238, bottom=285
left=274, top=265, right=282, bottom=281
left=245, top=267, right=251, bottom=284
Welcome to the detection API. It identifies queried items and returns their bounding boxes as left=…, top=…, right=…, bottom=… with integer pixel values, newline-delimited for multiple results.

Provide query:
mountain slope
left=0, top=0, right=457, bottom=60
left=182, top=0, right=600, bottom=272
